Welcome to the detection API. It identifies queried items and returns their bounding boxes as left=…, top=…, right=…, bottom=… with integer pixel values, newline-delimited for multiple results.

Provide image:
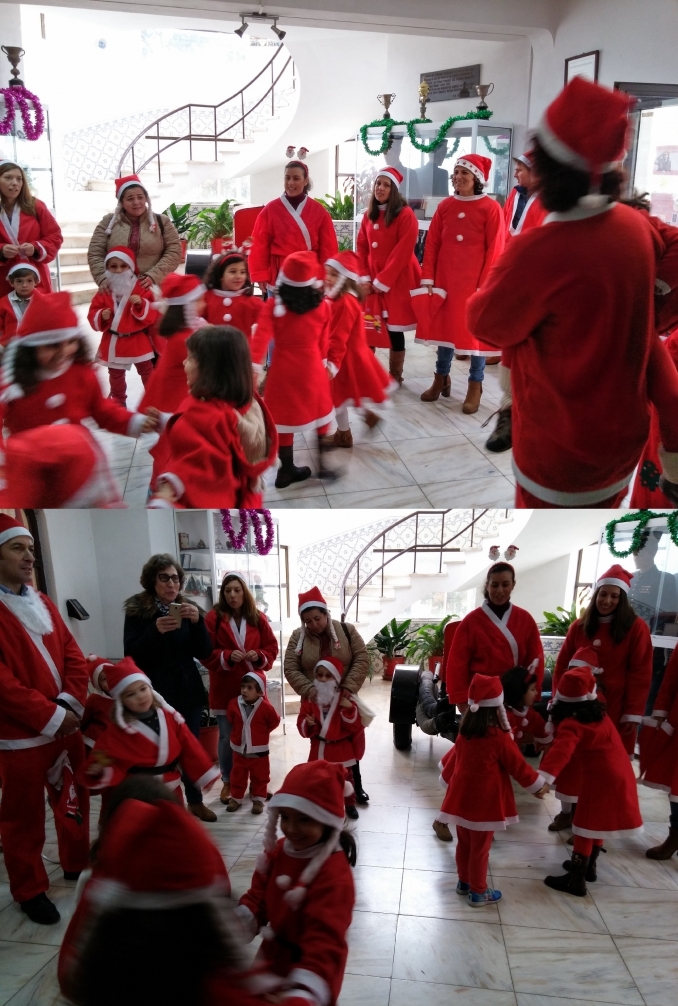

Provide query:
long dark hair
left=278, top=283, right=324, bottom=314
left=531, top=138, right=624, bottom=213
left=550, top=698, right=607, bottom=724
left=459, top=706, right=508, bottom=739
left=367, top=175, right=407, bottom=226
left=185, top=326, right=253, bottom=406
left=321, top=825, right=357, bottom=866
left=158, top=304, right=190, bottom=337
left=204, top=253, right=253, bottom=296
left=501, top=666, right=536, bottom=709
left=580, top=587, right=637, bottom=645
left=215, top=573, right=260, bottom=626
left=13, top=338, right=91, bottom=395
left=0, top=162, right=36, bottom=215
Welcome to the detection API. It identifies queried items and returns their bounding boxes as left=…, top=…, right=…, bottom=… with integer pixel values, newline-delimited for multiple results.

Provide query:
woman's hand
left=2, top=244, right=19, bottom=259
left=306, top=686, right=317, bottom=703
left=359, top=281, right=373, bottom=298
left=99, top=277, right=111, bottom=292
left=56, top=710, right=81, bottom=736
left=19, top=242, right=35, bottom=258
left=180, top=603, right=199, bottom=623
left=244, top=649, right=258, bottom=661
left=230, top=650, right=245, bottom=663
left=130, top=294, right=142, bottom=306
left=339, top=696, right=353, bottom=708
left=156, top=614, right=180, bottom=633
left=138, top=274, right=154, bottom=290
left=102, top=308, right=112, bottom=321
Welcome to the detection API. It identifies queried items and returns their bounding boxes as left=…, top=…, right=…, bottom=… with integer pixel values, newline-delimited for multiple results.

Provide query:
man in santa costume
left=467, top=76, right=678, bottom=507
left=0, top=515, right=90, bottom=924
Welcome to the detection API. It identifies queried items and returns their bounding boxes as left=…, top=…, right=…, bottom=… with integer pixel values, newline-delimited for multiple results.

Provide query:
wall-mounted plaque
left=420, top=65, right=481, bottom=102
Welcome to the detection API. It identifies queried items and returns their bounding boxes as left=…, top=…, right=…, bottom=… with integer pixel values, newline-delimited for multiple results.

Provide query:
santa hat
left=314, top=657, right=344, bottom=683
left=161, top=272, right=205, bottom=306
left=0, top=513, right=32, bottom=549
left=1, top=292, right=81, bottom=402
left=87, top=797, right=229, bottom=910
left=514, top=152, right=533, bottom=169
left=105, top=246, right=137, bottom=273
left=295, top=586, right=339, bottom=653
left=537, top=77, right=633, bottom=177
left=273, top=251, right=324, bottom=317
left=87, top=654, right=115, bottom=692
left=106, top=175, right=156, bottom=234
left=221, top=570, right=248, bottom=587
left=596, top=564, right=632, bottom=593
left=455, top=154, right=492, bottom=184
left=325, top=250, right=360, bottom=299
left=7, top=262, right=40, bottom=282
left=468, top=673, right=512, bottom=731
left=0, top=158, right=19, bottom=170
left=568, top=645, right=603, bottom=675
left=104, top=656, right=184, bottom=732
left=553, top=666, right=597, bottom=704
left=259, top=762, right=352, bottom=910
left=242, top=668, right=267, bottom=697
left=376, top=166, right=404, bottom=189
left=0, top=425, right=124, bottom=508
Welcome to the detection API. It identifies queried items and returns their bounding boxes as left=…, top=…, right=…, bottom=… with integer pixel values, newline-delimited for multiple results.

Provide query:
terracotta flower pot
left=382, top=656, right=402, bottom=681
left=199, top=724, right=219, bottom=763
left=180, top=238, right=187, bottom=262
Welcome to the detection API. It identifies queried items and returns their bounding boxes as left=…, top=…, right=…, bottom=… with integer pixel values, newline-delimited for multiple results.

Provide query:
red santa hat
left=0, top=292, right=81, bottom=402
left=596, top=564, right=632, bottom=593
left=568, top=645, right=603, bottom=675
left=314, top=656, right=344, bottom=684
left=242, top=668, right=267, bottom=696
left=513, top=152, right=533, bottom=169
left=104, top=656, right=183, bottom=731
left=0, top=513, right=32, bottom=549
left=7, top=262, right=40, bottom=282
left=325, top=250, right=361, bottom=299
left=87, top=654, right=115, bottom=692
left=274, top=251, right=324, bottom=317
left=104, top=246, right=137, bottom=273
left=376, top=166, right=404, bottom=189
left=554, top=666, right=597, bottom=703
left=107, top=175, right=156, bottom=234
left=161, top=272, right=205, bottom=306
left=259, top=761, right=352, bottom=909
left=468, top=673, right=512, bottom=731
left=537, top=77, right=633, bottom=176
left=295, top=586, right=339, bottom=653
left=87, top=797, right=229, bottom=910
left=455, top=153, right=492, bottom=184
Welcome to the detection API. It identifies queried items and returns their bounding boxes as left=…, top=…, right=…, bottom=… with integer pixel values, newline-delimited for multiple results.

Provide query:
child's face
left=35, top=337, right=80, bottom=372
left=324, top=265, right=340, bottom=292
left=121, top=680, right=154, bottom=714
left=10, top=274, right=36, bottom=298
left=183, top=352, right=199, bottom=389
left=241, top=681, right=261, bottom=703
left=314, top=666, right=335, bottom=683
left=524, top=681, right=538, bottom=707
left=98, top=671, right=110, bottom=695
left=106, top=258, right=131, bottom=274
left=221, top=262, right=247, bottom=291
left=279, top=808, right=325, bottom=851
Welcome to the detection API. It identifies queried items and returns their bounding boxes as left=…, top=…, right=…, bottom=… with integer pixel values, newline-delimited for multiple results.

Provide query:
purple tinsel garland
left=0, top=86, right=45, bottom=141
left=220, top=509, right=275, bottom=555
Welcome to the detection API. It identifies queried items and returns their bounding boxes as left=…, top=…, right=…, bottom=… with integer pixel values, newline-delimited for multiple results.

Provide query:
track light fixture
left=235, top=12, right=286, bottom=40
left=234, top=19, right=248, bottom=37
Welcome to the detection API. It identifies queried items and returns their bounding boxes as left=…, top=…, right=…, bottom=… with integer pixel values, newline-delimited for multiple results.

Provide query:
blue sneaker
left=455, top=880, right=471, bottom=895
left=468, top=888, right=502, bottom=906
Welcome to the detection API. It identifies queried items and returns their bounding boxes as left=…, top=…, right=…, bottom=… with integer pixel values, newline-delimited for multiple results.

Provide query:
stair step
left=59, top=265, right=93, bottom=285
left=58, top=248, right=90, bottom=265
left=60, top=280, right=98, bottom=305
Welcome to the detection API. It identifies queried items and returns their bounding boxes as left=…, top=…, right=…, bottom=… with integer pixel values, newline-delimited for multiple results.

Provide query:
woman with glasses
left=123, top=553, right=215, bottom=821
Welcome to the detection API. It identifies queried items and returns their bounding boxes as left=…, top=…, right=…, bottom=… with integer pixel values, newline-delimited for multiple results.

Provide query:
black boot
left=562, top=845, right=605, bottom=882
left=275, top=445, right=311, bottom=489
left=20, top=892, right=61, bottom=925
left=483, top=407, right=512, bottom=453
left=545, top=852, right=589, bottom=897
left=352, top=762, right=369, bottom=805
left=316, top=433, right=341, bottom=481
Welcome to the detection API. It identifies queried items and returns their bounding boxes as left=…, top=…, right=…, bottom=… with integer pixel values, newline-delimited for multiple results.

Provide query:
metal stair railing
left=117, top=45, right=295, bottom=181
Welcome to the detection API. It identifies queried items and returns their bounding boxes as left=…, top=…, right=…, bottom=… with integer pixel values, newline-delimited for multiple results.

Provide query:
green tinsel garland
left=604, top=509, right=678, bottom=558
left=481, top=134, right=510, bottom=158
left=359, top=109, right=494, bottom=157
left=443, top=137, right=461, bottom=160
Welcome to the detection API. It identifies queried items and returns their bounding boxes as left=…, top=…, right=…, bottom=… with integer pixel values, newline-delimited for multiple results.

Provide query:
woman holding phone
left=123, top=553, right=215, bottom=821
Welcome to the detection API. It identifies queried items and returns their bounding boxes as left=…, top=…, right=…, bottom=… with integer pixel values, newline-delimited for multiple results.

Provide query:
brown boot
left=251, top=800, right=265, bottom=815
left=363, top=410, right=380, bottom=429
left=548, top=809, right=574, bottom=832
left=462, top=380, right=482, bottom=414
left=219, top=781, right=231, bottom=804
left=226, top=798, right=241, bottom=813
left=455, top=354, right=469, bottom=361
left=646, top=826, right=678, bottom=859
left=189, top=802, right=217, bottom=822
left=389, top=349, right=406, bottom=385
left=432, top=819, right=454, bottom=842
left=421, top=373, right=451, bottom=402
left=333, top=428, right=353, bottom=448
left=485, top=356, right=501, bottom=365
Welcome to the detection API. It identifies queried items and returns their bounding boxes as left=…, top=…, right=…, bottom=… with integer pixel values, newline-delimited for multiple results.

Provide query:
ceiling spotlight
left=271, top=22, right=286, bottom=39
left=234, top=18, right=248, bottom=37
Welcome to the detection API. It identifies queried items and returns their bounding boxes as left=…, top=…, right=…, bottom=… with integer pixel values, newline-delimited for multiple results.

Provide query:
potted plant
left=163, top=201, right=192, bottom=261
left=373, top=618, right=412, bottom=680
left=540, top=602, right=580, bottom=636
left=406, top=614, right=457, bottom=673
left=316, top=190, right=354, bottom=248
left=188, top=199, right=238, bottom=254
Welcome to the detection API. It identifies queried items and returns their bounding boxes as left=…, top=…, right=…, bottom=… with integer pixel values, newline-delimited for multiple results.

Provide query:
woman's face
left=596, top=585, right=621, bottom=616
left=279, top=808, right=325, bottom=851
left=224, top=578, right=244, bottom=611
left=452, top=166, right=476, bottom=197
left=284, top=168, right=307, bottom=198
left=303, top=608, right=329, bottom=636
left=374, top=175, right=392, bottom=203
left=121, top=186, right=148, bottom=218
left=0, top=168, right=23, bottom=203
left=155, top=565, right=180, bottom=603
left=183, top=352, right=199, bottom=390
left=486, top=573, right=515, bottom=606
left=35, top=338, right=80, bottom=372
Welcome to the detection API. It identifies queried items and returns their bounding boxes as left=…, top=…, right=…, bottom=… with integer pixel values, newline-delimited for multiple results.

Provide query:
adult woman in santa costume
left=445, top=561, right=544, bottom=710
left=203, top=572, right=279, bottom=804
left=356, top=166, right=421, bottom=385
left=249, top=160, right=338, bottom=292
left=0, top=159, right=62, bottom=297
left=415, top=153, right=504, bottom=414
left=639, top=643, right=678, bottom=860
left=467, top=77, right=678, bottom=508
left=0, top=516, right=90, bottom=926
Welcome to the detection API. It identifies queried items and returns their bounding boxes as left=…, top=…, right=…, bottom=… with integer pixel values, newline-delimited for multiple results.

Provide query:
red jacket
left=239, top=837, right=354, bottom=1006
left=639, top=645, right=678, bottom=798
left=0, top=289, right=42, bottom=346
left=81, top=691, right=114, bottom=749
left=506, top=705, right=551, bottom=745
left=297, top=695, right=362, bottom=766
left=202, top=289, right=262, bottom=337
left=503, top=189, right=547, bottom=241
left=138, top=327, right=194, bottom=416
left=203, top=610, right=279, bottom=713
left=326, top=294, right=392, bottom=410
left=249, top=196, right=338, bottom=287
left=226, top=695, right=280, bottom=754
left=88, top=283, right=157, bottom=367
left=356, top=206, right=421, bottom=331
left=0, top=199, right=63, bottom=297
left=0, top=589, right=89, bottom=749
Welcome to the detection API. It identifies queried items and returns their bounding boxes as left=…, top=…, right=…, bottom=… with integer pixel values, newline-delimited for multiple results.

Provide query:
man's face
left=0, top=535, right=35, bottom=589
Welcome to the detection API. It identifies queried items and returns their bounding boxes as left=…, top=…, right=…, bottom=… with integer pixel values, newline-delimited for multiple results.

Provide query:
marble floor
left=1, top=677, right=676, bottom=1005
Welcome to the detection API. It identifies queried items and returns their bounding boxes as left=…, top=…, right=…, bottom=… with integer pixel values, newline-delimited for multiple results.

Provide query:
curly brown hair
left=124, top=554, right=187, bottom=617
left=214, top=574, right=260, bottom=626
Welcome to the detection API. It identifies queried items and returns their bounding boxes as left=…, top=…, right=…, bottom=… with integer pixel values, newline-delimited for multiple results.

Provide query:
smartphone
left=169, top=602, right=183, bottom=626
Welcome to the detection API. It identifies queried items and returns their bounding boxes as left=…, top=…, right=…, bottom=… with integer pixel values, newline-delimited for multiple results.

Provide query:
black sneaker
left=63, top=870, right=82, bottom=881
left=345, top=805, right=359, bottom=820
left=355, top=790, right=370, bottom=806
left=20, top=892, right=61, bottom=925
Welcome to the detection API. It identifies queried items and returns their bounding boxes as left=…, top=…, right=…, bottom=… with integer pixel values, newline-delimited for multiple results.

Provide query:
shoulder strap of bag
left=340, top=620, right=352, bottom=652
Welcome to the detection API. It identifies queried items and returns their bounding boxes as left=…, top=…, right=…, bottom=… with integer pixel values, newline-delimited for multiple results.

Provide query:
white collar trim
left=543, top=197, right=615, bottom=225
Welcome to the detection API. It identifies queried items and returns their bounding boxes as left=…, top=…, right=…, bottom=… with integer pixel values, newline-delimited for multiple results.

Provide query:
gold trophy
left=475, top=83, right=494, bottom=110
left=419, top=80, right=430, bottom=119
left=377, top=93, right=396, bottom=119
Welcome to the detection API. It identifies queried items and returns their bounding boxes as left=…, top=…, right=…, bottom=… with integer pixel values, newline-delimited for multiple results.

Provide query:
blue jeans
left=435, top=346, right=485, bottom=382
left=216, top=714, right=233, bottom=781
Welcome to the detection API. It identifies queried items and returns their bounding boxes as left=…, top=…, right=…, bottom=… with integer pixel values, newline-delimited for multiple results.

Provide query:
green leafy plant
left=366, top=640, right=383, bottom=680
left=316, top=191, right=354, bottom=220
left=337, top=234, right=354, bottom=252
left=373, top=618, right=412, bottom=658
left=406, top=615, right=457, bottom=664
left=540, top=602, right=580, bottom=636
left=162, top=202, right=192, bottom=236
left=187, top=199, right=238, bottom=247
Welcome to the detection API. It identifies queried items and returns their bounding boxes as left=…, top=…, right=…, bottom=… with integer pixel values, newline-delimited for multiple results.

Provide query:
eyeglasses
left=157, top=573, right=180, bottom=584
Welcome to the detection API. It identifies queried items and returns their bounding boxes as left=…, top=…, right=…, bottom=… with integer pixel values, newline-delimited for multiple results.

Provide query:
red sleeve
left=497, top=730, right=543, bottom=791
left=202, top=611, right=241, bottom=673
left=33, top=201, right=64, bottom=263
left=87, top=290, right=110, bottom=331
left=0, top=655, right=63, bottom=735
left=647, top=336, right=678, bottom=452
left=653, top=217, right=678, bottom=289
left=298, top=700, right=319, bottom=738
left=254, top=614, right=279, bottom=671
left=621, top=619, right=653, bottom=723
left=466, top=237, right=545, bottom=348
left=57, top=615, right=90, bottom=714
left=538, top=719, right=584, bottom=784
left=552, top=623, right=578, bottom=696
left=317, top=205, right=339, bottom=264
left=82, top=366, right=139, bottom=436
left=265, top=702, right=281, bottom=733
left=356, top=217, right=370, bottom=280
left=156, top=405, right=239, bottom=507
left=445, top=617, right=475, bottom=705
left=421, top=205, right=443, bottom=284
left=176, top=719, right=220, bottom=789
left=239, top=852, right=274, bottom=927
left=131, top=289, right=157, bottom=324
left=478, top=201, right=506, bottom=288
left=248, top=205, right=273, bottom=284
left=250, top=299, right=275, bottom=366
left=653, top=641, right=678, bottom=717
left=339, top=699, right=362, bottom=733
left=524, top=613, right=544, bottom=692
left=441, top=743, right=457, bottom=782
left=326, top=299, right=351, bottom=373
left=373, top=209, right=419, bottom=293
left=226, top=697, right=239, bottom=727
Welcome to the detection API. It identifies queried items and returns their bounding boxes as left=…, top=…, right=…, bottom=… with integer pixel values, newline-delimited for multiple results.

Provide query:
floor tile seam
left=607, top=933, right=651, bottom=1006
left=3, top=953, right=60, bottom=1005
left=0, top=937, right=59, bottom=952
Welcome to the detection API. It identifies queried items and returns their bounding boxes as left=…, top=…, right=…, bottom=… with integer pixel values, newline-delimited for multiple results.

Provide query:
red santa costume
left=547, top=645, right=603, bottom=811
left=467, top=78, right=678, bottom=507
left=249, top=168, right=338, bottom=289
left=227, top=669, right=280, bottom=802
left=505, top=704, right=551, bottom=746
left=0, top=516, right=90, bottom=908
left=639, top=645, right=678, bottom=803
left=79, top=656, right=220, bottom=800
left=204, top=595, right=279, bottom=716
left=0, top=262, right=42, bottom=346
left=237, top=761, right=355, bottom=1006
left=203, top=279, right=262, bottom=340
left=503, top=156, right=547, bottom=242
left=297, top=657, right=363, bottom=767
left=0, top=160, right=63, bottom=297
left=81, top=655, right=115, bottom=750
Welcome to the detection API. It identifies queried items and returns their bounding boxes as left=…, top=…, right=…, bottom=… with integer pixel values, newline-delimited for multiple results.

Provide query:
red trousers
left=515, top=485, right=627, bottom=509
left=278, top=424, right=330, bottom=448
left=108, top=359, right=154, bottom=407
left=573, top=836, right=604, bottom=856
left=230, top=752, right=270, bottom=800
left=0, top=734, right=90, bottom=902
left=455, top=825, right=494, bottom=894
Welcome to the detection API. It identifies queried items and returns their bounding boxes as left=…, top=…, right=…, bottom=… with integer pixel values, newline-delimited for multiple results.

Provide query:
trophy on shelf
left=475, top=82, right=494, bottom=110
left=377, top=93, right=396, bottom=119
left=419, top=80, right=430, bottom=119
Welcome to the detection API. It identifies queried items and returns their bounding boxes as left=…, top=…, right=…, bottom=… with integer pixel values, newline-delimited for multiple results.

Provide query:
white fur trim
left=105, top=249, right=136, bottom=272
left=537, top=115, right=592, bottom=173
left=596, top=577, right=630, bottom=593
left=288, top=969, right=331, bottom=1006
left=267, top=793, right=344, bottom=831
left=127, top=412, right=147, bottom=438
left=525, top=774, right=547, bottom=794
left=7, top=262, right=40, bottom=281
left=0, top=524, right=33, bottom=548
left=572, top=825, right=644, bottom=839
left=166, top=284, right=206, bottom=306
left=325, top=258, right=359, bottom=282
left=553, top=686, right=597, bottom=703
left=456, top=157, right=487, bottom=184
left=57, top=692, right=85, bottom=718
left=87, top=876, right=230, bottom=911
left=109, top=670, right=150, bottom=699
left=0, top=586, right=53, bottom=637
left=376, top=168, right=403, bottom=190
left=315, top=659, right=342, bottom=683
left=194, top=765, right=221, bottom=791
left=373, top=278, right=390, bottom=293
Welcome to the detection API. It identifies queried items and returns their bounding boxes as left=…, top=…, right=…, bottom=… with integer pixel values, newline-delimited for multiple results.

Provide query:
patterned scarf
left=155, top=596, right=170, bottom=616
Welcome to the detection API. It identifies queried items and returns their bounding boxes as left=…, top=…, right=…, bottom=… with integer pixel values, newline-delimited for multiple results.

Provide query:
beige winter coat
left=284, top=619, right=369, bottom=699
left=87, top=211, right=182, bottom=287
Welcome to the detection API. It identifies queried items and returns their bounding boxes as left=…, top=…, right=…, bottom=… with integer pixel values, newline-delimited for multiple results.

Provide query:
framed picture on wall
left=564, top=50, right=600, bottom=86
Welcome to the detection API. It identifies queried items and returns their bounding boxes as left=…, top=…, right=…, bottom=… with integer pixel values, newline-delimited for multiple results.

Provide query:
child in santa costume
left=237, top=760, right=356, bottom=1006
left=149, top=325, right=277, bottom=508
left=79, top=656, right=220, bottom=801
left=638, top=644, right=678, bottom=860
left=414, top=153, right=504, bottom=415
left=445, top=562, right=544, bottom=709
left=0, top=262, right=42, bottom=347
left=88, top=246, right=158, bottom=407
left=500, top=664, right=551, bottom=749
left=81, top=655, right=114, bottom=751
left=467, top=77, right=678, bottom=508
left=539, top=666, right=643, bottom=896
left=356, top=167, right=421, bottom=386
left=225, top=668, right=280, bottom=815
left=435, top=674, right=548, bottom=904
left=297, top=657, right=364, bottom=820
left=250, top=250, right=336, bottom=488
left=324, top=250, right=394, bottom=447
left=202, top=249, right=262, bottom=338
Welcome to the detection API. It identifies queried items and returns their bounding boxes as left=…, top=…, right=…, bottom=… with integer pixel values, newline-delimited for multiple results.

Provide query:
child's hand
left=339, top=697, right=352, bottom=708
left=305, top=714, right=316, bottom=726
left=139, top=410, right=159, bottom=434
left=534, top=784, right=549, bottom=799
left=325, top=364, right=334, bottom=379
left=130, top=294, right=142, bottom=306
left=102, top=308, right=112, bottom=321
left=153, top=482, right=177, bottom=504
left=85, top=762, right=105, bottom=778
